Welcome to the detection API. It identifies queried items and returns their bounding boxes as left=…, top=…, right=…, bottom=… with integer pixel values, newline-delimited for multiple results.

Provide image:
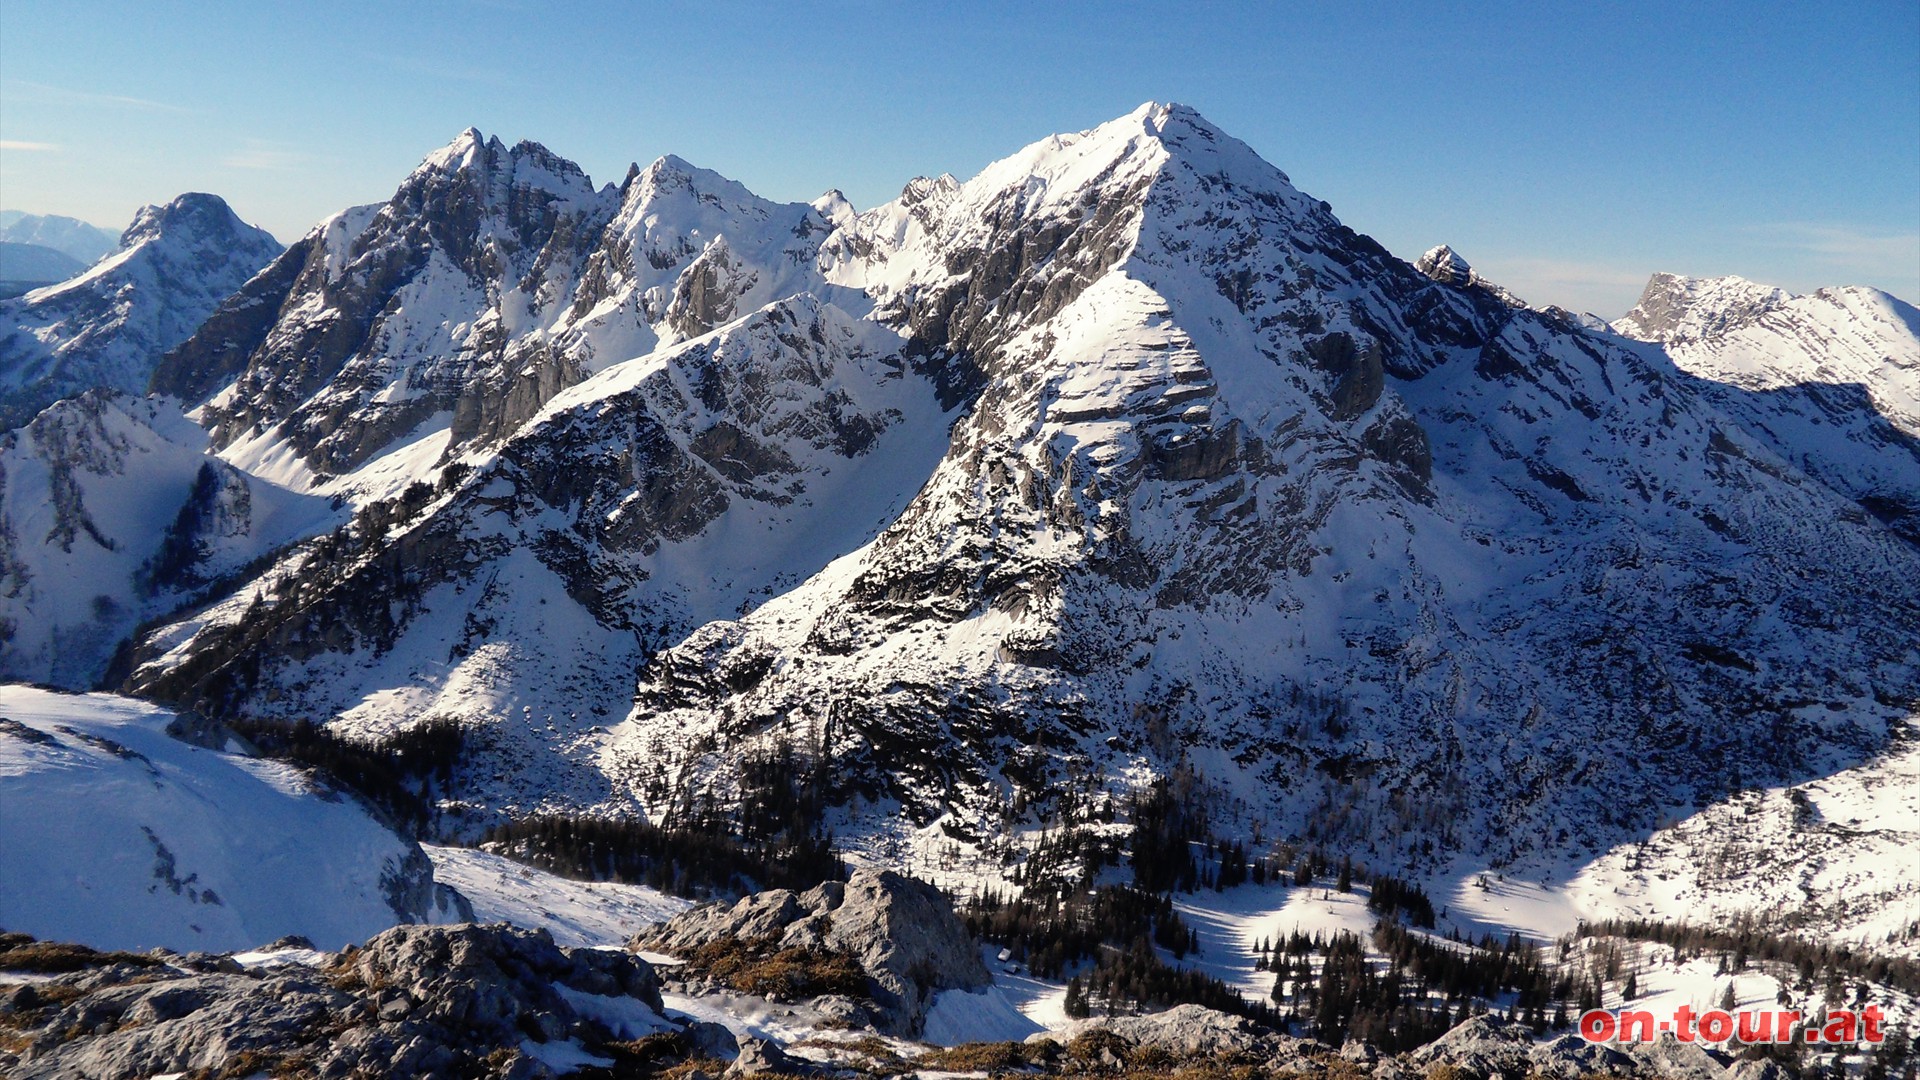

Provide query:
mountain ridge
left=0, top=106, right=1912, bottom=954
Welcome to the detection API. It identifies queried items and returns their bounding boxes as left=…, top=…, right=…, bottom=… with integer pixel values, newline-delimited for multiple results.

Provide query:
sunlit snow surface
left=0, top=685, right=433, bottom=952
left=422, top=844, right=690, bottom=948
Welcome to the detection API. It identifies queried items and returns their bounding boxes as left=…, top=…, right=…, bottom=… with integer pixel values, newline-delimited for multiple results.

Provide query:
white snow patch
left=921, top=985, right=1046, bottom=1046
left=424, top=844, right=691, bottom=948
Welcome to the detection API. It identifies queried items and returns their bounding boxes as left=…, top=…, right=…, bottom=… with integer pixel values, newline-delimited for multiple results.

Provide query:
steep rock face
left=0, top=194, right=281, bottom=429
left=1613, top=272, right=1793, bottom=344
left=152, top=134, right=847, bottom=485
left=1611, top=274, right=1920, bottom=540
left=172, top=133, right=615, bottom=477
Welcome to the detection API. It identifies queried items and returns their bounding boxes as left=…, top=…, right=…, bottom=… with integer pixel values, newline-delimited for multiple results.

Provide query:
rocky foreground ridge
left=2, top=869, right=1807, bottom=1080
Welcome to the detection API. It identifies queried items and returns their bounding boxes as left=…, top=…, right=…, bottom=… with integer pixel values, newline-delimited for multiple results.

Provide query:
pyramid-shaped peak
left=1416, top=245, right=1474, bottom=286
left=937, top=101, right=1307, bottom=223
left=416, top=127, right=490, bottom=174
left=626, top=154, right=773, bottom=212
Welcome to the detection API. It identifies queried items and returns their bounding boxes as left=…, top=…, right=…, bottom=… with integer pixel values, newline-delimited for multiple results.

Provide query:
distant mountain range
left=0, top=241, right=86, bottom=298
left=0, top=210, right=120, bottom=265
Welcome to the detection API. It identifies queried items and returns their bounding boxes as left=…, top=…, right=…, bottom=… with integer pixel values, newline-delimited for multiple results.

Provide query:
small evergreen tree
left=1065, top=975, right=1089, bottom=1018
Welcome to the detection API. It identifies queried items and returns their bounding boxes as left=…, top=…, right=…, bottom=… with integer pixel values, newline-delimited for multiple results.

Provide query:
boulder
left=1406, top=1016, right=1539, bottom=1078
left=725, top=1035, right=810, bottom=1077
left=1038, top=1003, right=1266, bottom=1056
left=1624, top=1033, right=1734, bottom=1080
left=638, top=868, right=989, bottom=1036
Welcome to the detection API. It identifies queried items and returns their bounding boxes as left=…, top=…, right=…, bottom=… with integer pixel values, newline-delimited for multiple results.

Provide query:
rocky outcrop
left=1, top=923, right=666, bottom=1080
left=638, top=868, right=990, bottom=1036
left=1037, top=1002, right=1293, bottom=1058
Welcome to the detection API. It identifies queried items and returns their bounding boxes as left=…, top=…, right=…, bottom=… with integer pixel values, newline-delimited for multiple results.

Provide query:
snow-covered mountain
left=0, top=194, right=282, bottom=429
left=602, top=106, right=1919, bottom=876
left=152, top=129, right=844, bottom=483
left=0, top=684, right=464, bottom=952
left=0, top=210, right=119, bottom=266
left=1611, top=272, right=1920, bottom=540
left=91, top=103, right=1916, bottom=924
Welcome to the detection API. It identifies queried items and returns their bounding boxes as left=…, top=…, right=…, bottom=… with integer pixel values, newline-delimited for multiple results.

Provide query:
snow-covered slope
left=0, top=194, right=281, bottom=430
left=83, top=104, right=1920, bottom=920
left=0, top=685, right=463, bottom=952
left=0, top=390, right=330, bottom=687
left=1611, top=273, right=1920, bottom=540
left=1569, top=711, right=1920, bottom=956
left=423, top=843, right=690, bottom=948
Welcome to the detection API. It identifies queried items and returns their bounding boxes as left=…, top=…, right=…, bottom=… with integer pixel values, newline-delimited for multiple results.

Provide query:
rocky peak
left=383, top=129, right=604, bottom=263
left=119, top=193, right=274, bottom=253
left=1416, top=244, right=1473, bottom=286
left=811, top=188, right=856, bottom=227
left=410, top=126, right=488, bottom=178
left=1613, top=272, right=1790, bottom=343
left=898, top=173, right=960, bottom=206
left=1415, top=243, right=1526, bottom=308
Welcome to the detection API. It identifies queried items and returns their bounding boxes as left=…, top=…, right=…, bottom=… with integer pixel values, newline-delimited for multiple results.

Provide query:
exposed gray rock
left=725, top=1035, right=811, bottom=1076
left=1407, top=1017, right=1717, bottom=1080
left=1726, top=1057, right=1791, bottom=1080
left=1526, top=1031, right=1642, bottom=1078
left=640, top=868, right=989, bottom=1036
left=1407, top=1016, right=1542, bottom=1077
left=1038, top=1002, right=1276, bottom=1057
left=685, top=1019, right=741, bottom=1060
left=0, top=923, right=667, bottom=1080
left=1623, top=1032, right=1735, bottom=1080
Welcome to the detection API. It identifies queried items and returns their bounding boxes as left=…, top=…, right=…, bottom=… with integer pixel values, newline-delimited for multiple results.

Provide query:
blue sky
left=1, top=1, right=1914, bottom=315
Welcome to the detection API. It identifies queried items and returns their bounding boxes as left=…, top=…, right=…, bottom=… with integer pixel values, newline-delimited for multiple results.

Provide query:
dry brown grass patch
left=680, top=935, right=869, bottom=1002
left=913, top=1039, right=1043, bottom=1073
left=0, top=941, right=165, bottom=973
